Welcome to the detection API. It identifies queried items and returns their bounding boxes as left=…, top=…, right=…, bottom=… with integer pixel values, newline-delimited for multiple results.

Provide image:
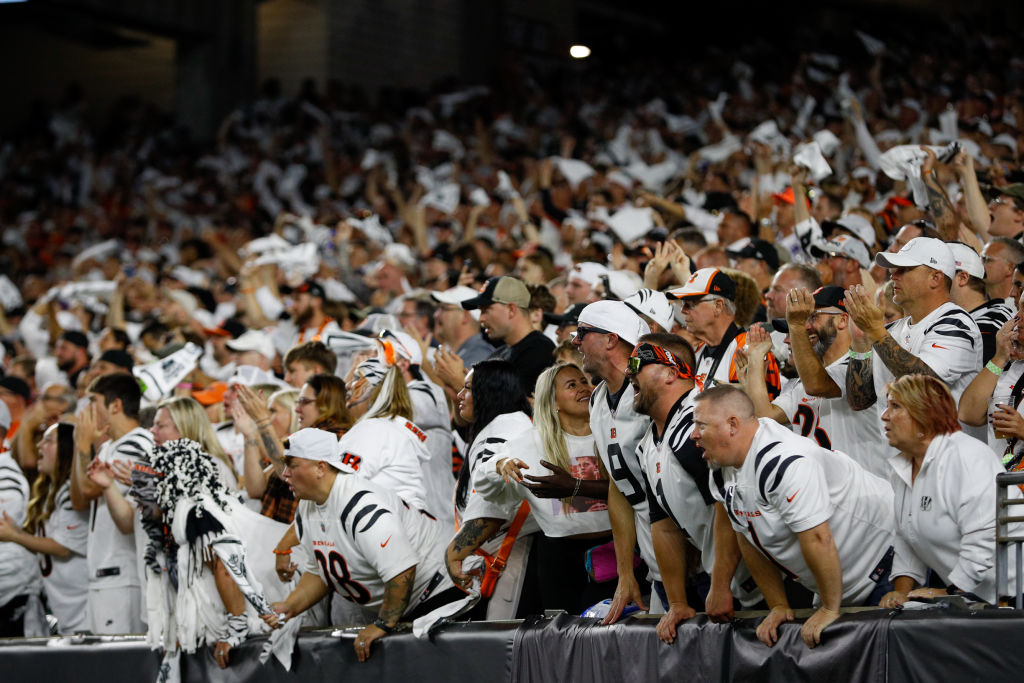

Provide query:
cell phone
left=462, top=259, right=472, bottom=270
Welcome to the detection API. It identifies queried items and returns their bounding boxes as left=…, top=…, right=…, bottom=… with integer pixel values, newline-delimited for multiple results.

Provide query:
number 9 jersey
left=296, top=472, right=452, bottom=613
left=590, top=379, right=659, bottom=583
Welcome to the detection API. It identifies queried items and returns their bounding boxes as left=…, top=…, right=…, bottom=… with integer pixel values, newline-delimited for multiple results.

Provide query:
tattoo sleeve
left=872, top=335, right=940, bottom=380
left=449, top=517, right=502, bottom=556
left=924, top=173, right=959, bottom=241
left=257, top=425, right=284, bottom=466
left=845, top=357, right=877, bottom=411
left=378, top=566, right=416, bottom=626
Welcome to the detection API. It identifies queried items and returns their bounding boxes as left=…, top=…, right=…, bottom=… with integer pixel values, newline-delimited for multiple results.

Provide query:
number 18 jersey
left=297, top=473, right=452, bottom=613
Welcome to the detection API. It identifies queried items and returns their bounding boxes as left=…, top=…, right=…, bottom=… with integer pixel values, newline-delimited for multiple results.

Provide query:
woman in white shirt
left=879, top=374, right=1023, bottom=607
left=444, top=359, right=535, bottom=619
left=0, top=423, right=88, bottom=633
left=479, top=362, right=614, bottom=614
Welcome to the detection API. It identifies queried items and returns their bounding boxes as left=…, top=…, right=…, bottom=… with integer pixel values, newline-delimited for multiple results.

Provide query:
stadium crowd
left=3, top=16, right=1024, bottom=671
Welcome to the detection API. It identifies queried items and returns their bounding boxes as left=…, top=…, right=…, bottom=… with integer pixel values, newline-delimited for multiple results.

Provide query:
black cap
left=543, top=303, right=588, bottom=327
left=726, top=239, right=780, bottom=271
left=0, top=376, right=30, bottom=402
left=294, top=280, right=326, bottom=300
left=61, top=330, right=90, bottom=350
left=770, top=286, right=847, bottom=333
left=204, top=317, right=247, bottom=339
left=99, top=349, right=135, bottom=370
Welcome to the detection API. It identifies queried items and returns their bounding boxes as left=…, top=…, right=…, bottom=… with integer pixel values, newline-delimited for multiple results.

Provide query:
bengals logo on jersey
left=341, top=452, right=362, bottom=470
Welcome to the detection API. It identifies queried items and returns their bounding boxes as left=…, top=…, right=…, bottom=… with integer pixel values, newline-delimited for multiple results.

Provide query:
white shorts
left=88, top=586, right=144, bottom=634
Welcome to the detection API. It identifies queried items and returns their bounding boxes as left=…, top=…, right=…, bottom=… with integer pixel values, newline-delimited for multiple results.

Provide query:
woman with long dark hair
left=0, top=422, right=88, bottom=634
left=444, top=359, right=536, bottom=619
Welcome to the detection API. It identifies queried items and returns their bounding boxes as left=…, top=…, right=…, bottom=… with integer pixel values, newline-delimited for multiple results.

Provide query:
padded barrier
left=2, top=605, right=1022, bottom=683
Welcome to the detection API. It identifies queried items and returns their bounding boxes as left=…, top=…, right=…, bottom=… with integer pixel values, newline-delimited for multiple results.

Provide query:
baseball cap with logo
left=294, top=280, right=326, bottom=300
left=874, top=237, right=957, bottom=280
left=622, top=289, right=675, bottom=331
left=665, top=268, right=737, bottom=301
left=460, top=276, right=531, bottom=310
left=770, top=286, right=847, bottom=333
left=569, top=262, right=609, bottom=287
left=726, top=238, right=780, bottom=271
left=947, top=242, right=985, bottom=280
left=810, top=234, right=872, bottom=269
left=576, top=300, right=651, bottom=347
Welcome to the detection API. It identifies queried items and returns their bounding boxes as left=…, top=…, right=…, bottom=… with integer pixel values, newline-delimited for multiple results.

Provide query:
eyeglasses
left=296, top=397, right=316, bottom=407
left=982, top=255, right=1013, bottom=265
left=679, top=297, right=717, bottom=311
left=572, top=324, right=612, bottom=342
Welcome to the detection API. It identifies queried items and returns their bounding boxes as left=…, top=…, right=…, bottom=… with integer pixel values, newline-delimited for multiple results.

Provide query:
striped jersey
left=873, top=302, right=982, bottom=409
left=408, top=378, right=455, bottom=527
left=710, top=419, right=894, bottom=604
left=590, top=379, right=660, bottom=582
left=969, top=299, right=1014, bottom=365
left=0, top=451, right=37, bottom=606
left=296, top=473, right=452, bottom=612
left=88, top=427, right=153, bottom=588
left=336, top=416, right=430, bottom=512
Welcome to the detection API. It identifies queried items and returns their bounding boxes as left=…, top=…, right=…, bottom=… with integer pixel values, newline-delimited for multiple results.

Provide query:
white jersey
left=773, top=355, right=889, bottom=479
left=215, top=422, right=245, bottom=479
left=297, top=473, right=453, bottom=613
left=409, top=378, right=456, bottom=528
left=590, top=379, right=660, bottom=582
left=970, top=299, right=1014, bottom=364
left=38, top=481, right=89, bottom=633
left=889, top=431, right=1020, bottom=604
left=988, top=361, right=1024, bottom=458
left=710, top=419, right=895, bottom=604
left=474, top=428, right=610, bottom=538
left=272, top=318, right=344, bottom=356
left=0, top=452, right=39, bottom=607
left=873, top=303, right=982, bottom=411
left=635, top=392, right=759, bottom=605
left=337, top=416, right=430, bottom=512
left=458, top=412, right=535, bottom=526
left=88, top=427, right=153, bottom=589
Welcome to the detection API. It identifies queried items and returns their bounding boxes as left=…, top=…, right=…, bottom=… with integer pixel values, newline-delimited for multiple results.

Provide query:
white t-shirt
left=873, top=303, right=982, bottom=411
left=989, top=362, right=1024, bottom=458
left=889, top=430, right=1020, bottom=603
left=337, top=416, right=429, bottom=512
left=0, top=452, right=39, bottom=607
left=297, top=473, right=453, bottom=613
left=710, top=419, right=895, bottom=604
left=88, top=427, right=153, bottom=589
left=773, top=356, right=890, bottom=479
left=474, top=428, right=611, bottom=538
left=38, top=480, right=89, bottom=633
left=409, top=378, right=456, bottom=528
left=590, top=379, right=660, bottom=582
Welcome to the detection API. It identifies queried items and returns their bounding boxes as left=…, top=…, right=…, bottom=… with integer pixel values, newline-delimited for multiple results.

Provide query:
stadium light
left=569, top=45, right=591, bottom=59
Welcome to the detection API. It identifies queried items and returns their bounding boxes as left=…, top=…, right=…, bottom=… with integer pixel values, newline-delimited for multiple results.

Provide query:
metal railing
left=996, top=472, right=1024, bottom=608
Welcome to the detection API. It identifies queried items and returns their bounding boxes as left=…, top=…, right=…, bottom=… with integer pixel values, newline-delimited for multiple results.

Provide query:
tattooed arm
left=352, top=565, right=418, bottom=662
left=921, top=147, right=958, bottom=241
left=871, top=334, right=941, bottom=380
left=845, top=357, right=877, bottom=411
left=444, top=517, right=504, bottom=590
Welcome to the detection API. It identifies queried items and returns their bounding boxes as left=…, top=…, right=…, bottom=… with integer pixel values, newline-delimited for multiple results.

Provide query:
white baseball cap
left=874, top=237, right=957, bottom=280
left=825, top=214, right=876, bottom=247
left=430, top=285, right=481, bottom=321
left=569, top=262, right=609, bottom=288
left=379, top=329, right=422, bottom=365
left=226, top=330, right=276, bottom=361
left=947, top=242, right=985, bottom=280
left=810, top=234, right=872, bottom=269
left=285, top=428, right=350, bottom=472
left=576, top=300, right=651, bottom=346
left=622, top=288, right=675, bottom=332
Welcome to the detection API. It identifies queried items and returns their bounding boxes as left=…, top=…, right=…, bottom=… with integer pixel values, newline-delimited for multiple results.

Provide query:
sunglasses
left=572, top=324, right=612, bottom=342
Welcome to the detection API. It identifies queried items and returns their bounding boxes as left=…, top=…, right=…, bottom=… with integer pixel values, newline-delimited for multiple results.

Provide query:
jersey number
left=314, top=549, right=371, bottom=604
left=607, top=443, right=646, bottom=505
left=792, top=405, right=831, bottom=449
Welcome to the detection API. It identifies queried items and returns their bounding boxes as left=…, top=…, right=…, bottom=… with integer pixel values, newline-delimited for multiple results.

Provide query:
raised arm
left=737, top=325, right=790, bottom=424
left=959, top=318, right=1012, bottom=426
left=787, top=289, right=842, bottom=398
left=953, top=151, right=991, bottom=239
left=920, top=147, right=959, bottom=242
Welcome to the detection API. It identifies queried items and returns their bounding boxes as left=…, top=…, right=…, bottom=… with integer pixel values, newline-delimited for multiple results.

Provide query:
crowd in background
left=2, top=15, right=1024, bottom=667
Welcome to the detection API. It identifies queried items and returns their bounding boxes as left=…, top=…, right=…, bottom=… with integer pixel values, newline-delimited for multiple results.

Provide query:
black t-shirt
left=489, top=330, right=555, bottom=396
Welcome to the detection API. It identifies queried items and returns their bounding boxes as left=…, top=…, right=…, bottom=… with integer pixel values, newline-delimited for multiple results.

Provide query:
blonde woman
left=154, top=397, right=238, bottom=490
left=477, top=362, right=614, bottom=614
